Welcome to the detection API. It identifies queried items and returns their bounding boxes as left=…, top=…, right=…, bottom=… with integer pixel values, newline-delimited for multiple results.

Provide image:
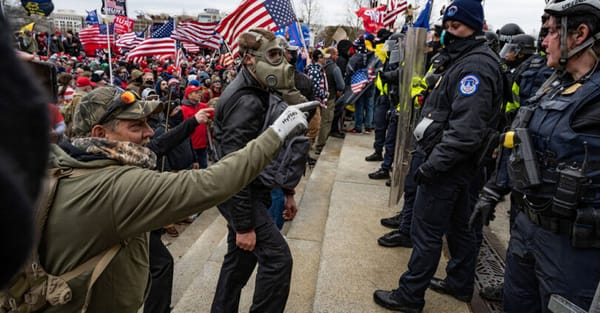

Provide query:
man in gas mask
left=211, top=28, right=296, bottom=313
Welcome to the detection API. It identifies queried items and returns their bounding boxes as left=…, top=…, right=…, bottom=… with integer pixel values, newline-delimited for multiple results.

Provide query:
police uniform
left=503, top=69, right=600, bottom=312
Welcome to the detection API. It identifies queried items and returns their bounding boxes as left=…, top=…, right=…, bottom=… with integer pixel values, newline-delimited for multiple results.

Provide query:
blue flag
left=413, top=0, right=432, bottom=30
left=85, top=9, right=99, bottom=25
left=98, top=23, right=114, bottom=35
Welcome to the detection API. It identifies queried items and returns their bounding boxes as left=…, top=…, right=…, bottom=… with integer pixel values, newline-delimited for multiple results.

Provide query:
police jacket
left=41, top=130, right=281, bottom=312
left=415, top=36, right=504, bottom=175
left=213, top=67, right=273, bottom=232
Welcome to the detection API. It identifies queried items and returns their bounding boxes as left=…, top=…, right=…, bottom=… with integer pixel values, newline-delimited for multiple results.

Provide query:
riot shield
left=388, top=27, right=428, bottom=207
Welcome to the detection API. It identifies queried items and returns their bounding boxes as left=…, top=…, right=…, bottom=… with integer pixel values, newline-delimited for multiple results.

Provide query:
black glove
left=414, top=163, right=436, bottom=185
left=468, top=187, right=503, bottom=230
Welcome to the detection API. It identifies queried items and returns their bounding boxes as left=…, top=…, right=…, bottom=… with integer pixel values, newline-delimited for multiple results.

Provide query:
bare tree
left=345, top=0, right=368, bottom=29
left=296, top=0, right=320, bottom=27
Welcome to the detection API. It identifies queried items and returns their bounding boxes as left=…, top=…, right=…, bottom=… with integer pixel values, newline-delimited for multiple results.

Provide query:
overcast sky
left=49, top=0, right=547, bottom=35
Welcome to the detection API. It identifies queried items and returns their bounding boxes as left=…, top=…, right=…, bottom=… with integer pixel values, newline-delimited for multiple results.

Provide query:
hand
left=236, top=230, right=256, bottom=251
left=283, top=194, right=298, bottom=221
left=194, top=108, right=214, bottom=124
left=414, top=163, right=435, bottom=185
left=269, top=106, right=308, bottom=142
left=192, top=162, right=200, bottom=169
left=468, top=189, right=502, bottom=230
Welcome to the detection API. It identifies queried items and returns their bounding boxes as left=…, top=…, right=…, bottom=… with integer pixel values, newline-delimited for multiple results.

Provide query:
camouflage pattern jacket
left=40, top=129, right=281, bottom=312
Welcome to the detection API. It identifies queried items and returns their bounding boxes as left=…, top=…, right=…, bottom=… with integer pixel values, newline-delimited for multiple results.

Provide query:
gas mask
left=246, top=32, right=295, bottom=90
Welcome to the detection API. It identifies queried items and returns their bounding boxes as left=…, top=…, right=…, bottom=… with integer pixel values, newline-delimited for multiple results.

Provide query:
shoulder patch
left=458, top=74, right=480, bottom=96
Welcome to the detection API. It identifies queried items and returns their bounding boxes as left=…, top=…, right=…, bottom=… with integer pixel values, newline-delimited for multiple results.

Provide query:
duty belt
left=513, top=191, right=574, bottom=236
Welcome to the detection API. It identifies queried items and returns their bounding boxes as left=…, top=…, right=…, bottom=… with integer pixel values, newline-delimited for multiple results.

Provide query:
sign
left=204, top=8, right=220, bottom=14
left=114, top=15, right=134, bottom=34
left=101, top=0, right=127, bottom=16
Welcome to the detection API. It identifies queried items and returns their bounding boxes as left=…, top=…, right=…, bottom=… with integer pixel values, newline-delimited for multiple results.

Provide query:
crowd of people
left=2, top=0, right=600, bottom=312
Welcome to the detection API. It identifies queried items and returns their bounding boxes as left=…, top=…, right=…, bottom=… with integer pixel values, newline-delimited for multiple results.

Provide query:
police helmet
left=484, top=31, right=500, bottom=53
left=497, top=23, right=525, bottom=48
left=499, top=34, right=536, bottom=60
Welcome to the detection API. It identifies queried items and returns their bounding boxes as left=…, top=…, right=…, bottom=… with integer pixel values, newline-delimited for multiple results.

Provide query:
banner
left=274, top=22, right=309, bottom=48
left=114, top=15, right=134, bottom=34
left=20, top=0, right=54, bottom=16
left=85, top=9, right=99, bottom=25
left=356, top=5, right=386, bottom=34
left=101, top=0, right=127, bottom=16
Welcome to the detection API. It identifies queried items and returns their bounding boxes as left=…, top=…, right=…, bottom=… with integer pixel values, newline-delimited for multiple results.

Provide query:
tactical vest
left=508, top=71, right=600, bottom=247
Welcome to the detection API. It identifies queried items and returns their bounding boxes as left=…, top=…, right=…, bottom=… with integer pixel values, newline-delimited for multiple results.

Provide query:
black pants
left=144, top=229, right=174, bottom=313
left=211, top=221, right=293, bottom=313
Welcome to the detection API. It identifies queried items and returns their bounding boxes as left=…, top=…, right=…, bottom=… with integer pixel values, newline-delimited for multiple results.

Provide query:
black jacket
left=150, top=110, right=198, bottom=171
left=213, top=67, right=272, bottom=232
left=417, top=36, right=504, bottom=176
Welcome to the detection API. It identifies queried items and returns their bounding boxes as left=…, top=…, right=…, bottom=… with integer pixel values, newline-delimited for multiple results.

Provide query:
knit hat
left=443, top=0, right=484, bottom=32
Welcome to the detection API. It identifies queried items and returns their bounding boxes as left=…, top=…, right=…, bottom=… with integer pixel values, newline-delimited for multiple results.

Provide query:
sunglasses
left=213, top=80, right=221, bottom=83
left=96, top=91, right=137, bottom=125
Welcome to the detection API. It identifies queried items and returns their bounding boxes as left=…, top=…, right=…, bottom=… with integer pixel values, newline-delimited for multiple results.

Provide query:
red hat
left=215, top=65, right=223, bottom=71
left=76, top=76, right=96, bottom=88
left=157, top=67, right=163, bottom=72
left=54, top=30, right=61, bottom=35
left=166, top=65, right=176, bottom=74
left=140, top=60, right=148, bottom=68
left=143, top=68, right=152, bottom=73
left=184, top=85, right=202, bottom=99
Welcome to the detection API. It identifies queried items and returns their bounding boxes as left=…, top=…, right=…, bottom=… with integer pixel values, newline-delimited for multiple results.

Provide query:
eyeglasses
left=96, top=91, right=137, bottom=125
left=213, top=80, right=221, bottom=83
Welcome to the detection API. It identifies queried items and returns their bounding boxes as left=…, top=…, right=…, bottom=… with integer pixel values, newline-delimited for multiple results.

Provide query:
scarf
left=71, top=137, right=157, bottom=169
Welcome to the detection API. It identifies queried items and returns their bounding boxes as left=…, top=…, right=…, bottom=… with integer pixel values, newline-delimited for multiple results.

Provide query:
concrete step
left=168, top=207, right=228, bottom=306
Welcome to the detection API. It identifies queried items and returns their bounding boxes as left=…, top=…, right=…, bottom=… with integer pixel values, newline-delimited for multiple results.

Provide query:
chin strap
left=559, top=15, right=600, bottom=70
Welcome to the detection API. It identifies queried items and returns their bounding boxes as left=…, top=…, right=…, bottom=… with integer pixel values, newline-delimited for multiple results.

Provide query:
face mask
left=249, top=38, right=295, bottom=90
left=440, top=30, right=459, bottom=47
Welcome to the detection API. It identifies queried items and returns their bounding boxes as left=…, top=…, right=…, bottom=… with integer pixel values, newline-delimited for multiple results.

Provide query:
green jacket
left=41, top=129, right=281, bottom=313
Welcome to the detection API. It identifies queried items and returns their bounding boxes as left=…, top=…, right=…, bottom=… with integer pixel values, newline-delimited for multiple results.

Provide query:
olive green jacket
left=41, top=129, right=281, bottom=313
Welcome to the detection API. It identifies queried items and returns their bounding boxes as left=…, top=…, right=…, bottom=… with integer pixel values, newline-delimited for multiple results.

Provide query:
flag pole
left=103, top=0, right=114, bottom=85
left=295, top=21, right=311, bottom=64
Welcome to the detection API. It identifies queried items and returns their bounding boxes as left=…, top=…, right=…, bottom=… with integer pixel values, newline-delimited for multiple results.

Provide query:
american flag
left=182, top=42, right=200, bottom=53
left=351, top=69, right=369, bottom=94
left=80, top=24, right=112, bottom=48
left=219, top=52, right=234, bottom=67
left=116, top=30, right=145, bottom=51
left=383, top=0, right=408, bottom=27
left=172, top=21, right=216, bottom=42
left=126, top=19, right=176, bottom=63
left=216, top=0, right=297, bottom=56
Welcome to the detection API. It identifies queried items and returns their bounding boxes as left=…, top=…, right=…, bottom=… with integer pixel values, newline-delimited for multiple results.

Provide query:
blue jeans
left=195, top=148, right=207, bottom=169
left=354, top=85, right=375, bottom=131
left=268, top=188, right=285, bottom=230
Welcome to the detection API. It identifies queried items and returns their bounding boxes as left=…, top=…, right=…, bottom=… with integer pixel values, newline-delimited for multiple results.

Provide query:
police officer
left=373, top=0, right=505, bottom=311
left=501, top=1, right=600, bottom=311
left=500, top=34, right=536, bottom=72
left=471, top=12, right=555, bottom=303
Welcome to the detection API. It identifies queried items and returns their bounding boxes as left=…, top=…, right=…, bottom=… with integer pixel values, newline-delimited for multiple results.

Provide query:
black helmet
left=484, top=31, right=500, bottom=53
left=497, top=23, right=525, bottom=48
left=500, top=34, right=536, bottom=63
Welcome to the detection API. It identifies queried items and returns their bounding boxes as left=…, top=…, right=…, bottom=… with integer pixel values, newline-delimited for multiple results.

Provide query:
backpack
left=216, top=88, right=309, bottom=190
left=0, top=168, right=120, bottom=313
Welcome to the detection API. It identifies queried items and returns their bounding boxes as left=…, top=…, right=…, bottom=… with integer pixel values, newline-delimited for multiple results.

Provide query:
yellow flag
left=20, top=22, right=35, bottom=33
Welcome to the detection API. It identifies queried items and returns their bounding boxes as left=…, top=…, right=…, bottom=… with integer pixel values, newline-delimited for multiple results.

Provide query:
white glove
left=269, top=106, right=308, bottom=142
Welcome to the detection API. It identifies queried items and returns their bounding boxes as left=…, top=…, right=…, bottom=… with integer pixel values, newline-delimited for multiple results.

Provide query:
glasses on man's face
left=213, top=80, right=221, bottom=83
left=96, top=91, right=137, bottom=125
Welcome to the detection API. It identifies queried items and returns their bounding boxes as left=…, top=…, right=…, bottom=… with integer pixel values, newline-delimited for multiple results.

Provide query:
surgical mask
left=247, top=36, right=295, bottom=90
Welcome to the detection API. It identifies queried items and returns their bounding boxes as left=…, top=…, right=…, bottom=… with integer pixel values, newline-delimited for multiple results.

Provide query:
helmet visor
left=499, top=43, right=521, bottom=59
